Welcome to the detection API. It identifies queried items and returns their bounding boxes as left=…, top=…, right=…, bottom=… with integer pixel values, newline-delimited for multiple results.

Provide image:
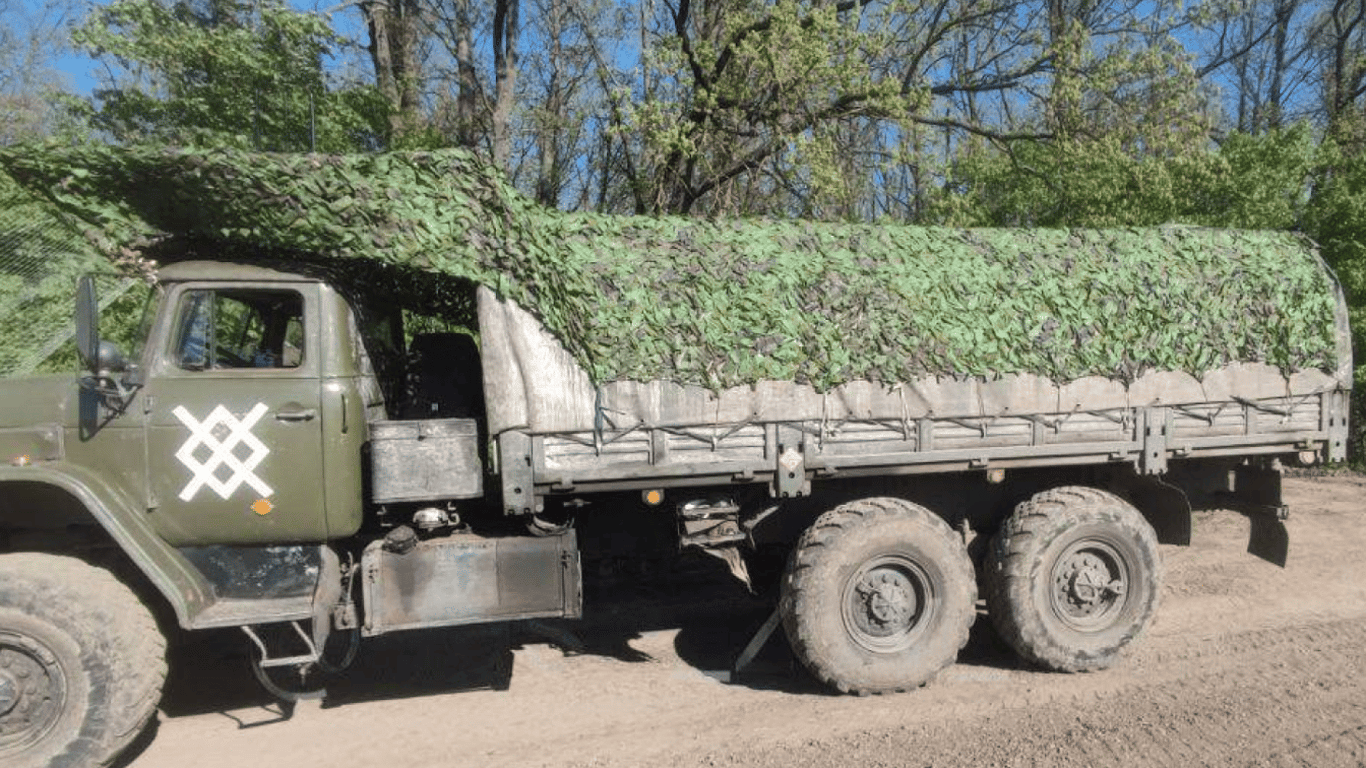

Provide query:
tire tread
left=782, top=498, right=976, bottom=695
left=986, top=486, right=1162, bottom=672
left=0, top=553, right=167, bottom=768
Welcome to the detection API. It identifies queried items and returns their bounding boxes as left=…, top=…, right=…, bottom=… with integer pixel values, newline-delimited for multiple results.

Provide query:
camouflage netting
left=0, top=168, right=145, bottom=377
left=0, top=144, right=1343, bottom=390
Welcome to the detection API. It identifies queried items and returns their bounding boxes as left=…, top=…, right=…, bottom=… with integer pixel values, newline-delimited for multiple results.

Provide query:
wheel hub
left=0, top=670, right=16, bottom=717
left=859, top=571, right=916, bottom=627
left=1051, top=543, right=1128, bottom=629
left=1062, top=553, right=1124, bottom=609
left=0, top=635, right=65, bottom=749
left=842, top=556, right=932, bottom=654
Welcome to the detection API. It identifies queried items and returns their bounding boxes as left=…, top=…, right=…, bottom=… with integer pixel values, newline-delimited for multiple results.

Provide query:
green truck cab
left=0, top=254, right=1352, bottom=768
left=3, top=263, right=367, bottom=616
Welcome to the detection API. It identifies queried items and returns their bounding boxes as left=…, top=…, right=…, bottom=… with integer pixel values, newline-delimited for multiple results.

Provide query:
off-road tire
left=0, top=553, right=167, bottom=768
left=985, top=486, right=1161, bottom=672
left=780, top=497, right=976, bottom=694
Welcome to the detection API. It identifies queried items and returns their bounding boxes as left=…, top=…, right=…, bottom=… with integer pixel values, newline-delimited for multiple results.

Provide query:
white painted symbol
left=173, top=403, right=274, bottom=501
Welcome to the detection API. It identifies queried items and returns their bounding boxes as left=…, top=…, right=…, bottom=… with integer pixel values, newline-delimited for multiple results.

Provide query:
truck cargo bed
left=510, top=389, right=1349, bottom=497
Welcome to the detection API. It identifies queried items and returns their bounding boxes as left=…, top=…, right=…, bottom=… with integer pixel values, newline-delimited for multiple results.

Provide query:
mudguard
left=0, top=462, right=215, bottom=627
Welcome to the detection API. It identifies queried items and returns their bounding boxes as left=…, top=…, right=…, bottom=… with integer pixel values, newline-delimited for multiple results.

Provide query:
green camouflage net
left=0, top=170, right=146, bottom=377
left=0, top=144, right=1342, bottom=390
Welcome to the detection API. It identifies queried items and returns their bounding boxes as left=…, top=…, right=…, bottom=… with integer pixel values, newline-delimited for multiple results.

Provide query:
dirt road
left=120, top=475, right=1366, bottom=768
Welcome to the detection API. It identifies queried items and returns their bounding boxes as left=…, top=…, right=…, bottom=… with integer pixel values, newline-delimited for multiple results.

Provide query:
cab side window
left=174, top=289, right=305, bottom=370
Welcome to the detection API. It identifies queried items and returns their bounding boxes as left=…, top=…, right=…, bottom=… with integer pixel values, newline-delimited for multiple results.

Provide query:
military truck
left=0, top=236, right=1352, bottom=767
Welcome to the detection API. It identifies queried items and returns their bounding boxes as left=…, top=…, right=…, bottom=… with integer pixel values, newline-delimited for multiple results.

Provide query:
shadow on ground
left=143, top=557, right=774, bottom=719
left=120, top=554, right=1028, bottom=768
left=156, top=599, right=1023, bottom=708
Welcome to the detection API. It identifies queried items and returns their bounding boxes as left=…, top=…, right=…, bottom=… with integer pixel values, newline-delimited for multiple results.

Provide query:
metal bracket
left=771, top=425, right=810, bottom=498
left=1215, top=462, right=1290, bottom=567
left=1231, top=461, right=1287, bottom=516
left=679, top=500, right=747, bottom=547
left=1328, top=390, right=1349, bottom=462
left=498, top=431, right=539, bottom=515
left=679, top=499, right=752, bottom=591
left=1140, top=407, right=1168, bottom=475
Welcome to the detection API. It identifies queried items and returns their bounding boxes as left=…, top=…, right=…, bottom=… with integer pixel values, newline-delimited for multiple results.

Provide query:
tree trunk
left=363, top=0, right=399, bottom=109
left=535, top=0, right=564, bottom=207
left=453, top=0, right=479, bottom=148
left=1045, top=0, right=1085, bottom=139
left=492, top=0, right=521, bottom=170
left=362, top=0, right=422, bottom=140
left=1266, top=0, right=1295, bottom=129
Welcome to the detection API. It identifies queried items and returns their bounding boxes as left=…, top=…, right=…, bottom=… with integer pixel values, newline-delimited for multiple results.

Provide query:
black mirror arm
left=79, top=372, right=140, bottom=414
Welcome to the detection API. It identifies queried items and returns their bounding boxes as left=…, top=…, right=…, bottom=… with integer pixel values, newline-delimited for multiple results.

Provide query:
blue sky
left=55, top=52, right=97, bottom=95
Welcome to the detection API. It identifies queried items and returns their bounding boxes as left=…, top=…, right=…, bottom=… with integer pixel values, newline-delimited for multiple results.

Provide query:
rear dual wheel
left=780, top=498, right=976, bottom=694
left=985, top=486, right=1162, bottom=672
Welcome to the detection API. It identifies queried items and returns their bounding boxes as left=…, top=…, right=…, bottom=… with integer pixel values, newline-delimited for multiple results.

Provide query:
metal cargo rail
left=504, top=390, right=1350, bottom=500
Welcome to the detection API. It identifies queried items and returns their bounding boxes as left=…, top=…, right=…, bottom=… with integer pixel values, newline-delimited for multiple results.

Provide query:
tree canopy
left=72, top=0, right=390, bottom=151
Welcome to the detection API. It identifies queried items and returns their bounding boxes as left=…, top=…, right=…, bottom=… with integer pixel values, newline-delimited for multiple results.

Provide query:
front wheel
left=780, top=498, right=976, bottom=694
left=0, top=554, right=166, bottom=768
left=985, top=486, right=1162, bottom=672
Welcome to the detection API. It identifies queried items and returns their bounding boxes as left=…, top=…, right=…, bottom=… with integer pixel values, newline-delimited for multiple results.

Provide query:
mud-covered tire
left=985, top=486, right=1161, bottom=672
left=0, top=553, right=167, bottom=768
left=780, top=498, right=976, bottom=694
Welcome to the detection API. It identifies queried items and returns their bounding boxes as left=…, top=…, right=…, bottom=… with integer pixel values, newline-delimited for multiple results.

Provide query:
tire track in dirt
left=688, top=614, right=1366, bottom=768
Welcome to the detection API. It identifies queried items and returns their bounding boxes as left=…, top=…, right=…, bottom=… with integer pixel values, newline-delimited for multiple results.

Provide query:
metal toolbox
left=370, top=418, right=482, bottom=503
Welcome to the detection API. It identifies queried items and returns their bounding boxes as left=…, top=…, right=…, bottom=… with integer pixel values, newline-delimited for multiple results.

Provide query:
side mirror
left=96, top=340, right=128, bottom=374
left=74, top=275, right=140, bottom=430
left=76, top=275, right=99, bottom=373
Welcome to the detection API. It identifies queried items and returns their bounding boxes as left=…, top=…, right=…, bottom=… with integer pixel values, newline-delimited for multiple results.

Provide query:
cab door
left=144, top=282, right=329, bottom=546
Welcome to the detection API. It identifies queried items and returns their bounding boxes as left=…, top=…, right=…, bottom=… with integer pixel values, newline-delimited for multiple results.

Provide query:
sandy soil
left=118, top=475, right=1366, bottom=768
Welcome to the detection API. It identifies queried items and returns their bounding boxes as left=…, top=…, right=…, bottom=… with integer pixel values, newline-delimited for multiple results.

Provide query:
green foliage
left=934, top=139, right=1182, bottom=228
left=1188, top=127, right=1318, bottom=229
left=1306, top=141, right=1366, bottom=311
left=1304, top=139, right=1366, bottom=465
left=20, top=277, right=151, bottom=375
left=72, top=0, right=391, bottom=152
left=626, top=0, right=912, bottom=215
left=0, top=144, right=1342, bottom=394
left=934, top=127, right=1318, bottom=231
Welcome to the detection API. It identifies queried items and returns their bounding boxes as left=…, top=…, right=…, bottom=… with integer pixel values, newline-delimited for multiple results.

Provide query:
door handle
left=274, top=404, right=318, bottom=422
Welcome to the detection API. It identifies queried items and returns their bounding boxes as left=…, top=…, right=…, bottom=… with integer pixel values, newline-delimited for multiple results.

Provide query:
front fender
left=0, top=462, right=215, bottom=627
